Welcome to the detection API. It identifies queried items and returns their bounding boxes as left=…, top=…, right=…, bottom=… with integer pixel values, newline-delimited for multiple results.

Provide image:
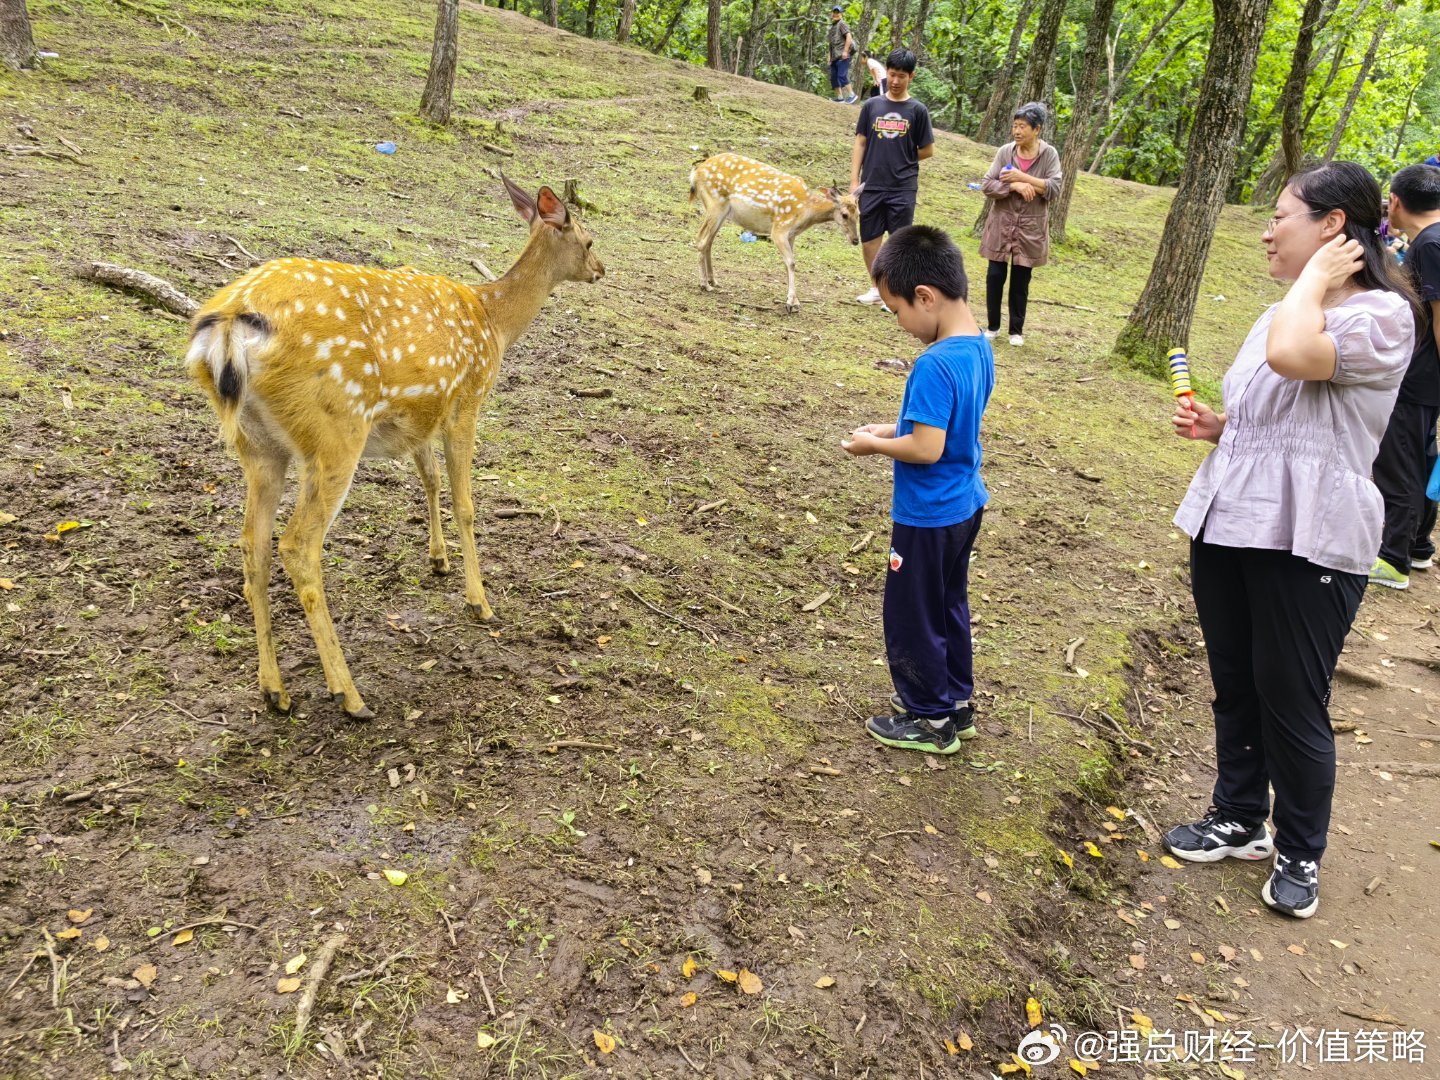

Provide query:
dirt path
left=1123, top=570, right=1440, bottom=1079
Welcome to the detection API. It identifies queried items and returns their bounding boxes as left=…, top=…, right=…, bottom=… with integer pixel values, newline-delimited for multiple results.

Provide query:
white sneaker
left=856, top=287, right=883, bottom=305
left=982, top=329, right=996, bottom=340
left=1009, top=333, right=1024, bottom=347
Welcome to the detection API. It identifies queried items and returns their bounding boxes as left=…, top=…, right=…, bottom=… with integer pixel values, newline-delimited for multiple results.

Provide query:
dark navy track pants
left=883, top=511, right=983, bottom=721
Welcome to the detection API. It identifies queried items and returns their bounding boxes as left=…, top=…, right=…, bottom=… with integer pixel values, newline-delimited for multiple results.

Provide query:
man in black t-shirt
left=1372, top=165, right=1440, bottom=589
left=851, top=48, right=934, bottom=308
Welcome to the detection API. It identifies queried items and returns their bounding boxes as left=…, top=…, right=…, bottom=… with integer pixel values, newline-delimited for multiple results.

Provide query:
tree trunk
left=889, top=0, right=909, bottom=52
left=1049, top=0, right=1117, bottom=245
left=909, top=0, right=931, bottom=56
left=978, top=0, right=1035, bottom=144
left=1392, top=76, right=1422, bottom=159
left=543, top=0, right=558, bottom=27
left=706, top=0, right=722, bottom=69
left=855, top=0, right=881, bottom=93
left=616, top=0, right=635, bottom=41
left=418, top=0, right=460, bottom=126
left=1089, top=29, right=1202, bottom=172
left=741, top=0, right=764, bottom=77
left=1323, top=0, right=1393, bottom=162
left=652, top=0, right=691, bottom=51
left=1112, top=0, right=1274, bottom=376
left=1275, top=0, right=1324, bottom=184
left=1, top=0, right=37, bottom=70
left=585, top=0, right=598, bottom=37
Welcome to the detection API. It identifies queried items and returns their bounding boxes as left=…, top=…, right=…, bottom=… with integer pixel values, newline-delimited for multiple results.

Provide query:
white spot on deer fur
left=403, top=384, right=427, bottom=397
left=340, top=285, right=350, bottom=298
left=407, top=343, right=416, bottom=354
left=293, top=299, right=305, bottom=314
left=392, top=347, right=402, bottom=362
left=323, top=276, right=333, bottom=286
left=316, top=339, right=333, bottom=360
left=301, top=332, right=313, bottom=345
left=304, top=272, right=316, bottom=283
left=329, top=363, right=344, bottom=381
left=438, top=376, right=447, bottom=390
left=334, top=307, right=346, bottom=321
left=362, top=363, right=374, bottom=376
left=345, top=380, right=362, bottom=397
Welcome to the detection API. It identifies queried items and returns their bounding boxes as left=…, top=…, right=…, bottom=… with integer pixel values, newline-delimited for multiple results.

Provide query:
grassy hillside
left=0, top=2, right=1287, bottom=1077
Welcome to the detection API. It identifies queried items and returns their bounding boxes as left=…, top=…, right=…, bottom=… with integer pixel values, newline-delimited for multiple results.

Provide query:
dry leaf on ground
left=593, top=1030, right=616, bottom=1054
left=276, top=977, right=302, bottom=994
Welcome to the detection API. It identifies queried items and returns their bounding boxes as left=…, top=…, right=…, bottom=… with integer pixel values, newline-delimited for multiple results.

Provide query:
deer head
left=501, top=175, right=605, bottom=284
left=824, top=183, right=863, bottom=246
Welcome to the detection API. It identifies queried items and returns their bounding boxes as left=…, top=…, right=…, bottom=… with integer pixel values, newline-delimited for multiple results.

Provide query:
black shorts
left=859, top=189, right=915, bottom=243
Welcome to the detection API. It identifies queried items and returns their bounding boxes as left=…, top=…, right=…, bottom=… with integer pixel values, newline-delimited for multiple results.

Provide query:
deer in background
left=187, top=177, right=604, bottom=720
left=689, top=152, right=862, bottom=313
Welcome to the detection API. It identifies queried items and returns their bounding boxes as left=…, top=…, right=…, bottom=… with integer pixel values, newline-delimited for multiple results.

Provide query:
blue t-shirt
left=891, top=334, right=994, bottom=527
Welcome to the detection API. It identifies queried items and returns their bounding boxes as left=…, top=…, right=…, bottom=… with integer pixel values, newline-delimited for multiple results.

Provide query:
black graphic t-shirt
left=855, top=95, right=933, bottom=193
left=1399, top=222, right=1440, bottom=406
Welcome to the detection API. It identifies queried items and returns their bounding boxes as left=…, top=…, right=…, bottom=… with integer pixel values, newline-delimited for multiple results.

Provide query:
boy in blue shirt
left=842, top=225, right=995, bottom=753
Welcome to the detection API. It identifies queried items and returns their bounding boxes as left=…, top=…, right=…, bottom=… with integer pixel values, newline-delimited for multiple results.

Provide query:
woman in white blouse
left=1162, top=162, right=1417, bottom=920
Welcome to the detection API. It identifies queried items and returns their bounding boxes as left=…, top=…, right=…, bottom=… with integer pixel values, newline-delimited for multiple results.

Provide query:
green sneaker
left=889, top=694, right=978, bottom=740
left=1368, top=558, right=1409, bottom=590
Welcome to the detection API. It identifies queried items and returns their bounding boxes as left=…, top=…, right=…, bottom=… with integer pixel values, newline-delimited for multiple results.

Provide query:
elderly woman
left=979, top=102, right=1062, bottom=347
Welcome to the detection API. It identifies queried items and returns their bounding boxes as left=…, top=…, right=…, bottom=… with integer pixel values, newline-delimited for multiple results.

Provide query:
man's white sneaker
left=982, top=329, right=996, bottom=340
left=856, top=287, right=883, bottom=305
left=1009, top=334, right=1024, bottom=347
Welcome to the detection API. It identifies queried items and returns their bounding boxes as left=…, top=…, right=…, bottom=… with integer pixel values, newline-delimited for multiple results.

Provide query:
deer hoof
left=785, top=303, right=800, bottom=314
left=263, top=688, right=292, bottom=714
left=344, top=703, right=376, bottom=722
left=466, top=602, right=495, bottom=623
left=430, top=557, right=450, bottom=576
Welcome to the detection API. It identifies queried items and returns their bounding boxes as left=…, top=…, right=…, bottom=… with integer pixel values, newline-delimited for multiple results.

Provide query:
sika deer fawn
left=187, top=177, right=604, bottom=719
left=689, top=152, right=862, bottom=312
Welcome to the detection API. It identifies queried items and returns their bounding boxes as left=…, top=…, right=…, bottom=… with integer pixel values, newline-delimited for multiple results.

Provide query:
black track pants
left=985, top=260, right=1032, bottom=335
left=1190, top=538, right=1365, bottom=862
left=1373, top=399, right=1440, bottom=574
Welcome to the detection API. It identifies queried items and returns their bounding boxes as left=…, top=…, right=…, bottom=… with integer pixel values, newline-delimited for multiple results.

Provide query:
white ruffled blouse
left=1175, top=289, right=1416, bottom=575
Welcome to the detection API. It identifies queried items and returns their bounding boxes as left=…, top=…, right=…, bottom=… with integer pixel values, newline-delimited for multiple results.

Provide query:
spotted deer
left=187, top=177, right=604, bottom=720
left=689, top=152, right=862, bottom=312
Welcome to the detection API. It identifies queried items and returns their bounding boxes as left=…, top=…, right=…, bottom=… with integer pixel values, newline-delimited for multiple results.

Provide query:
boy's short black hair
left=886, top=48, right=917, bottom=73
left=1391, top=163, right=1440, bottom=214
left=871, top=225, right=968, bottom=302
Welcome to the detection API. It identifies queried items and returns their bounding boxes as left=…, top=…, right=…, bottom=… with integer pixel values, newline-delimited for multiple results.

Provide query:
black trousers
left=985, top=260, right=1032, bottom=335
left=1373, top=399, right=1440, bottom=573
left=883, top=513, right=982, bottom=721
left=1191, top=538, right=1365, bottom=862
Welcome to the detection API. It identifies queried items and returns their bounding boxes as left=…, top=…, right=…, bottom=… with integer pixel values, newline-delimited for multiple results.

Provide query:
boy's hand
left=853, top=423, right=895, bottom=438
left=841, top=431, right=881, bottom=456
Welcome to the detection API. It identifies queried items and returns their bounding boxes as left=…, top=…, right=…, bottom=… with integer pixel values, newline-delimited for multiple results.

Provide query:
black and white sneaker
left=889, top=694, right=978, bottom=740
left=1162, top=808, right=1274, bottom=863
left=1262, top=854, right=1320, bottom=919
left=866, top=711, right=968, bottom=754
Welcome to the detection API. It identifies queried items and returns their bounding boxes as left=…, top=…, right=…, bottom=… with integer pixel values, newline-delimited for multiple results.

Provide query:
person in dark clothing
left=826, top=7, right=855, bottom=104
left=1370, top=164, right=1440, bottom=589
left=850, top=48, right=934, bottom=310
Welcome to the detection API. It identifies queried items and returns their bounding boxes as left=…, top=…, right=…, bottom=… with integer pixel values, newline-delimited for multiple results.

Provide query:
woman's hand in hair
left=1301, top=234, right=1365, bottom=293
left=1172, top=396, right=1224, bottom=444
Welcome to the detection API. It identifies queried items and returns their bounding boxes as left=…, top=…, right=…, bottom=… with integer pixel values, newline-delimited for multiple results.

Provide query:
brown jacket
left=979, top=140, right=1062, bottom=268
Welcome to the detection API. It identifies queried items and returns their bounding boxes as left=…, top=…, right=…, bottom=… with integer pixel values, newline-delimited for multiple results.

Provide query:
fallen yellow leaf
left=593, top=1030, right=616, bottom=1054
left=1159, top=855, right=1183, bottom=870
left=276, top=977, right=302, bottom=994
left=943, top=1039, right=959, bottom=1055
left=680, top=991, right=697, bottom=1007
left=285, top=953, right=306, bottom=974
left=382, top=869, right=408, bottom=886
left=1218, top=1065, right=1246, bottom=1080
left=681, top=957, right=697, bottom=979
left=1130, top=1010, right=1154, bottom=1035
left=132, top=964, right=157, bottom=988
left=477, top=1031, right=497, bottom=1050
left=55, top=927, right=81, bottom=940
left=172, top=929, right=193, bottom=946
left=66, top=908, right=92, bottom=923
left=1058, top=849, right=1074, bottom=868
left=957, top=1030, right=973, bottom=1051
left=55, top=521, right=81, bottom=534
left=1084, top=842, right=1104, bottom=859
left=716, top=969, right=737, bottom=983
left=1106, top=806, right=1126, bottom=821
left=92, top=934, right=109, bottom=952
left=1025, top=996, right=1043, bottom=1027
left=737, top=968, right=763, bottom=995
left=814, top=976, right=835, bottom=988
left=1007, top=1054, right=1034, bottom=1075
left=1070, top=1061, right=1088, bottom=1076
left=1136, top=849, right=1150, bottom=862
left=0, top=579, right=14, bottom=590
left=923, top=823, right=939, bottom=835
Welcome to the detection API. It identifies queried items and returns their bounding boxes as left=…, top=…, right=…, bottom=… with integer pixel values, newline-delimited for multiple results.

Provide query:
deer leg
left=695, top=207, right=725, bottom=289
left=413, top=443, right=448, bottom=575
left=277, top=448, right=372, bottom=719
left=237, top=441, right=291, bottom=713
left=775, top=231, right=799, bottom=313
left=442, top=405, right=493, bottom=622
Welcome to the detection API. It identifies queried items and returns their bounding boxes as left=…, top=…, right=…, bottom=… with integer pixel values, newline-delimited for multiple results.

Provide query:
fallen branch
left=1339, top=1007, right=1404, bottom=1026
left=569, top=387, right=613, bottom=399
left=133, top=916, right=263, bottom=953
left=493, top=508, right=544, bottom=518
left=1064, top=636, right=1085, bottom=669
left=543, top=739, right=619, bottom=753
left=79, top=261, right=198, bottom=317
left=469, top=257, right=498, bottom=281
left=481, top=142, right=515, bottom=158
left=848, top=530, right=875, bottom=554
left=336, top=946, right=414, bottom=986
left=4, top=950, right=41, bottom=996
left=294, top=932, right=347, bottom=1048
left=3, top=143, right=84, bottom=164
left=222, top=234, right=261, bottom=264
left=623, top=584, right=718, bottom=644
left=40, top=929, right=62, bottom=1008
left=1343, top=760, right=1440, bottom=778
left=1334, top=662, right=1384, bottom=688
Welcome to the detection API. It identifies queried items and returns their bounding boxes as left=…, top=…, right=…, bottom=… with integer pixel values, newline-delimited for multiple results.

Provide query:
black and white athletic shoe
left=1162, top=808, right=1274, bottom=863
left=1262, top=854, right=1320, bottom=919
left=889, top=694, right=979, bottom=740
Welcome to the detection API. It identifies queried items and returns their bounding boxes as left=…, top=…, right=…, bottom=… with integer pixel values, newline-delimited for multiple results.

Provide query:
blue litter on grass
left=966, top=182, right=982, bottom=190
left=375, top=141, right=397, bottom=155
left=739, top=231, right=758, bottom=242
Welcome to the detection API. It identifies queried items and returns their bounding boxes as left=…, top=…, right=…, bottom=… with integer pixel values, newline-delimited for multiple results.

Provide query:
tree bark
left=889, top=0, right=909, bottom=52
left=617, top=0, right=635, bottom=41
left=741, top=0, right=765, bottom=77
left=419, top=0, right=460, bottom=126
left=707, top=0, right=723, bottom=69
left=1, top=0, right=37, bottom=70
left=585, top=0, right=599, bottom=37
left=909, top=0, right=932, bottom=57
left=1323, top=0, right=1393, bottom=162
left=1276, top=0, right=1324, bottom=183
left=1049, top=0, right=1117, bottom=245
left=1112, top=0, right=1275, bottom=375
left=1016, top=0, right=1065, bottom=106
left=978, top=0, right=1035, bottom=144
left=652, top=0, right=691, bottom=52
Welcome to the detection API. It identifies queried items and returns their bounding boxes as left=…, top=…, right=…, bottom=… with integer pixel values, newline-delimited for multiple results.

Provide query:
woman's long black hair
left=1288, top=162, right=1418, bottom=310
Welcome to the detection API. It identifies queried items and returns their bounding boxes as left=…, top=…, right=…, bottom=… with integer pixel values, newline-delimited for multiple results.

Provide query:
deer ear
left=501, top=173, right=537, bottom=224
left=535, top=186, right=570, bottom=229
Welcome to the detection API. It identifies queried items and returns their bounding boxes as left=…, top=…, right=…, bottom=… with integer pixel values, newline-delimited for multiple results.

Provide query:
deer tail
left=186, top=311, right=271, bottom=447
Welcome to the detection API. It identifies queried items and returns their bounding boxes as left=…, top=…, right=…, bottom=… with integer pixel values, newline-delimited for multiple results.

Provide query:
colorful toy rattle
left=1167, top=348, right=1193, bottom=403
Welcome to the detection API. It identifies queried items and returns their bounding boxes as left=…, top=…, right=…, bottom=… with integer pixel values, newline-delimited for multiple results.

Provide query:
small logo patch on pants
left=889, top=548, right=903, bottom=572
